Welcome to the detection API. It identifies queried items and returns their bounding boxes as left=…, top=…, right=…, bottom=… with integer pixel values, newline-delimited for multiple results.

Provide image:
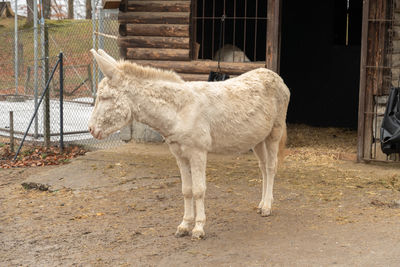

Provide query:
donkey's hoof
left=191, top=229, right=205, bottom=239
left=175, top=227, right=190, bottom=238
left=261, top=208, right=272, bottom=217
left=256, top=208, right=262, bottom=214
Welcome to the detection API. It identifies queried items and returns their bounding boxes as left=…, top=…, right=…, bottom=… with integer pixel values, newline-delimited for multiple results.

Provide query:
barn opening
left=280, top=0, right=362, bottom=128
left=193, top=0, right=267, bottom=62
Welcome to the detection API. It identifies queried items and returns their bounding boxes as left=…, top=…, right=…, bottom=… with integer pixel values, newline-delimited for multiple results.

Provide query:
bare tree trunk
left=68, top=0, right=74, bottom=19
left=86, top=0, right=92, bottom=19
left=26, top=0, right=34, bottom=24
left=43, top=0, right=51, bottom=19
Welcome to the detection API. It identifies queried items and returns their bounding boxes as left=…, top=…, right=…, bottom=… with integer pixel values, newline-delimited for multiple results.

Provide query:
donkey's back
left=184, top=68, right=290, bottom=153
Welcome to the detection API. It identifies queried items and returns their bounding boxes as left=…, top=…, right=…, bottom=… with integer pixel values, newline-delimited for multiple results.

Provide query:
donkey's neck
left=127, top=79, right=189, bottom=138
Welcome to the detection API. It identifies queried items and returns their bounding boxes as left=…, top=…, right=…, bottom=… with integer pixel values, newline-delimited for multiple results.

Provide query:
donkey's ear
left=90, top=49, right=117, bottom=79
left=98, top=49, right=118, bottom=65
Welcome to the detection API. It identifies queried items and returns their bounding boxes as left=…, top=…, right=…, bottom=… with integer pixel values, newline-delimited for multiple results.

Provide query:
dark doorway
left=280, top=0, right=362, bottom=128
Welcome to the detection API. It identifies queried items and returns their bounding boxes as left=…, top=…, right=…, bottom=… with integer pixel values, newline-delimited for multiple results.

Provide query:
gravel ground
left=1, top=125, right=400, bottom=266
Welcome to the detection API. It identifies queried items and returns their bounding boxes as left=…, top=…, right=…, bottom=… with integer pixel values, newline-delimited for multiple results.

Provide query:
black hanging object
left=208, top=71, right=229, bottom=82
left=380, top=87, right=400, bottom=155
left=208, top=14, right=230, bottom=82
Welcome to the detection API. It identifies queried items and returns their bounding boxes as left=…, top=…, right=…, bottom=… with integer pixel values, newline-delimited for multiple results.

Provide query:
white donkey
left=89, top=49, right=290, bottom=239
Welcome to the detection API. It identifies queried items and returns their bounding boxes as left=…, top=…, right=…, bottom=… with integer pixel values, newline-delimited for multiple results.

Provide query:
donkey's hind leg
left=254, top=126, right=283, bottom=216
left=253, top=140, right=269, bottom=215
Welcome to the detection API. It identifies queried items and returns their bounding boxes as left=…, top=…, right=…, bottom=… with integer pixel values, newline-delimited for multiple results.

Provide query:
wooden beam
left=118, top=36, right=189, bottom=49
left=103, top=0, right=121, bottom=9
left=358, top=0, right=388, bottom=161
left=126, top=48, right=190, bottom=60
left=118, top=12, right=190, bottom=24
left=119, top=24, right=189, bottom=37
left=357, top=0, right=369, bottom=161
left=130, top=60, right=266, bottom=75
left=127, top=1, right=190, bottom=12
left=266, top=0, right=280, bottom=72
left=178, top=73, right=210, bottom=81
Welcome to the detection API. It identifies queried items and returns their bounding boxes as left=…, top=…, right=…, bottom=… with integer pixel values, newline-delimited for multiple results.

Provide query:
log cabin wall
left=115, top=0, right=280, bottom=81
left=118, top=0, right=191, bottom=61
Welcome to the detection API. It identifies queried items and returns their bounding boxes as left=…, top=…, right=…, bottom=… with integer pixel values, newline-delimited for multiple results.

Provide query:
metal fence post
left=98, top=5, right=104, bottom=82
left=43, top=24, right=50, bottom=148
left=9, top=111, right=14, bottom=153
left=34, top=0, right=39, bottom=138
left=92, top=0, right=97, bottom=100
left=59, top=52, right=64, bottom=152
left=14, top=0, right=18, bottom=95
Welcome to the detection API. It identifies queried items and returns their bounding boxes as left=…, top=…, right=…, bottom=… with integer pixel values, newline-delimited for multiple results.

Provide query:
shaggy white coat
left=89, top=49, right=290, bottom=239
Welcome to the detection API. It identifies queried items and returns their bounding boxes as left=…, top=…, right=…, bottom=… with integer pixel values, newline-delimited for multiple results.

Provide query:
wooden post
left=358, top=0, right=388, bottom=161
left=9, top=111, right=14, bottom=153
left=357, top=0, right=370, bottom=161
left=266, top=0, right=281, bottom=73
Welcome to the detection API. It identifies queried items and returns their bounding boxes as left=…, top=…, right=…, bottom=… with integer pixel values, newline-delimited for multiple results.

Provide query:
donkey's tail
left=277, top=123, right=287, bottom=169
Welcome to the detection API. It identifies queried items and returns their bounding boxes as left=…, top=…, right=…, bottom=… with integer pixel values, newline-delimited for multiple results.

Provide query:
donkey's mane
left=117, top=61, right=184, bottom=83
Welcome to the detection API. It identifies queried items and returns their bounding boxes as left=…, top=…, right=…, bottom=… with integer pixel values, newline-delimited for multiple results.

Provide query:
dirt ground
left=1, top=125, right=400, bottom=266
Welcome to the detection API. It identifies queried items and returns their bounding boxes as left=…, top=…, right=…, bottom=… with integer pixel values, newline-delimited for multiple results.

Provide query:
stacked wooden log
left=118, top=0, right=191, bottom=61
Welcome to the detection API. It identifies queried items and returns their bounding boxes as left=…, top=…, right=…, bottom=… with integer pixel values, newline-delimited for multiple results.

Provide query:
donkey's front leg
left=189, top=150, right=207, bottom=239
left=175, top=155, right=194, bottom=237
left=170, top=144, right=194, bottom=237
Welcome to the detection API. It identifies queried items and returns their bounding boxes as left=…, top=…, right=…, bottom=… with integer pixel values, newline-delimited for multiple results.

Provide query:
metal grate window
left=193, top=0, right=268, bottom=62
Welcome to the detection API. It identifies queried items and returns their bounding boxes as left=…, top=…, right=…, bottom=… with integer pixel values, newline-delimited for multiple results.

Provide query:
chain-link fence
left=0, top=8, right=122, bottom=150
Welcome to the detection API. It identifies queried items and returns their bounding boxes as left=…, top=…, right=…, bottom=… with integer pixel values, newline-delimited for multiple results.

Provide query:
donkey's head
left=88, top=49, right=132, bottom=139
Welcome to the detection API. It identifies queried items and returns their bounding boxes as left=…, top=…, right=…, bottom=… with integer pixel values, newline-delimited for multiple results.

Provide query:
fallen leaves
left=0, top=144, right=86, bottom=169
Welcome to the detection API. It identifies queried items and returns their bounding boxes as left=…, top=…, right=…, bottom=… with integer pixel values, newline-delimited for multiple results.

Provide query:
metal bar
left=50, top=130, right=90, bottom=136
left=92, top=0, right=97, bottom=98
left=212, top=0, right=215, bottom=58
left=223, top=0, right=226, bottom=49
left=43, top=24, right=50, bottom=149
left=59, top=53, right=64, bottom=153
left=0, top=129, right=90, bottom=137
left=244, top=0, right=247, bottom=58
left=254, top=0, right=258, bottom=61
left=98, top=6, right=104, bottom=82
left=233, top=0, right=236, bottom=61
left=13, top=58, right=61, bottom=161
left=34, top=0, right=38, bottom=138
left=14, top=0, right=18, bottom=95
left=0, top=128, right=37, bottom=137
left=93, top=32, right=118, bottom=40
left=357, top=0, right=370, bottom=162
left=10, top=111, right=14, bottom=153
left=201, top=0, right=205, bottom=59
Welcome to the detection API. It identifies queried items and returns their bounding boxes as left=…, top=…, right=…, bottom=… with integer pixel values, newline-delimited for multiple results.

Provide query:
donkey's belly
left=209, top=122, right=272, bottom=153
